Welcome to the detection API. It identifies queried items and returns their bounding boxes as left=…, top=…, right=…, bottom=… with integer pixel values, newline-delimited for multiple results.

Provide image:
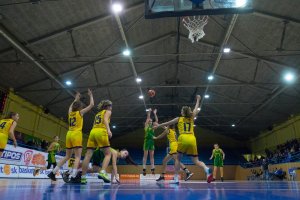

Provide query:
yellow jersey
left=177, top=117, right=194, bottom=134
left=68, top=111, right=83, bottom=131
left=93, top=110, right=110, bottom=129
left=0, top=119, right=14, bottom=136
left=167, top=128, right=177, bottom=143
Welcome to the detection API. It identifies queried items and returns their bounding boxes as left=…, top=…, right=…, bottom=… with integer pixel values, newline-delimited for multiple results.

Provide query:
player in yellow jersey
left=209, top=143, right=225, bottom=182
left=80, top=99, right=113, bottom=184
left=154, top=95, right=213, bottom=184
left=48, top=89, right=94, bottom=182
left=153, top=125, right=193, bottom=182
left=0, top=112, right=19, bottom=158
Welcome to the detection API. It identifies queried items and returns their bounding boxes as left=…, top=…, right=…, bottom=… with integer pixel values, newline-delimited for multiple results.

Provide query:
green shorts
left=91, top=149, right=105, bottom=167
left=214, top=157, right=224, bottom=167
left=47, top=152, right=56, bottom=164
left=143, top=139, right=155, bottom=151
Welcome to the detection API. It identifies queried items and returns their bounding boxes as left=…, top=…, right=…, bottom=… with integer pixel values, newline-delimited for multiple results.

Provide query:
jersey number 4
left=69, top=117, right=76, bottom=127
left=0, top=122, right=7, bottom=129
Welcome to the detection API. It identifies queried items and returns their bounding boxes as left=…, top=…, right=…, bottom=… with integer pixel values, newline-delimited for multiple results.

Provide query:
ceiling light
left=65, top=80, right=72, bottom=86
left=284, top=72, right=296, bottom=83
left=122, top=49, right=131, bottom=56
left=112, top=2, right=123, bottom=14
left=139, top=95, right=144, bottom=99
left=223, top=48, right=231, bottom=53
left=235, top=0, right=247, bottom=8
left=204, top=94, right=210, bottom=99
left=136, top=77, right=142, bottom=83
left=208, top=75, right=214, bottom=81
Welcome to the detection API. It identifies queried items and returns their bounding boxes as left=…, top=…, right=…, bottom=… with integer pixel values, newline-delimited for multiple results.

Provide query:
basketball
left=148, top=89, right=156, bottom=97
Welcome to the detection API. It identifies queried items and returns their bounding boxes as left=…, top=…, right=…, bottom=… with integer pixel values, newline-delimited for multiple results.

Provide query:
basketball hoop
left=182, top=15, right=208, bottom=43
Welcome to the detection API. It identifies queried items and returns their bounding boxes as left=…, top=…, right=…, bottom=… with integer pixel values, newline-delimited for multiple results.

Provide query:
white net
left=182, top=15, right=208, bottom=43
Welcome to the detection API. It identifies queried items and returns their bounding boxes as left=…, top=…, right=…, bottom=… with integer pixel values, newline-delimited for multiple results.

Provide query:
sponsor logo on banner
left=31, top=153, right=46, bottom=166
left=23, top=150, right=33, bottom=165
left=0, top=150, right=22, bottom=161
left=120, top=174, right=140, bottom=180
left=0, top=164, right=18, bottom=177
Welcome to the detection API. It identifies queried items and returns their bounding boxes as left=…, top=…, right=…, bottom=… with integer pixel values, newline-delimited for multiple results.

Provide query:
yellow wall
left=111, top=126, right=247, bottom=149
left=250, top=115, right=300, bottom=154
left=2, top=90, right=88, bottom=147
left=235, top=162, right=300, bottom=181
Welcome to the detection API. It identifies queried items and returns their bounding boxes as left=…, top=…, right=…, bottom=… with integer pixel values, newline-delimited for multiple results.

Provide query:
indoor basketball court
left=0, top=0, right=300, bottom=200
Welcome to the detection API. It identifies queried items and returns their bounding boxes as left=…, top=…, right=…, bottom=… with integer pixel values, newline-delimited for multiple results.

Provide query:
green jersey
left=144, top=125, right=155, bottom=150
left=213, top=149, right=224, bottom=167
left=48, top=142, right=60, bottom=164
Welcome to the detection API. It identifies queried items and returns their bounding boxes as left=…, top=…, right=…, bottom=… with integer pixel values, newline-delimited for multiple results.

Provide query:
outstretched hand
left=153, top=109, right=157, bottom=114
left=87, top=88, right=92, bottom=96
left=196, top=95, right=201, bottom=100
left=75, top=92, right=81, bottom=101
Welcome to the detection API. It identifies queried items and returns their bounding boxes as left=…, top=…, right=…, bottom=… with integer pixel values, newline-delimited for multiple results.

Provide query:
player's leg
left=142, top=150, right=148, bottom=175
left=156, top=154, right=172, bottom=181
left=220, top=167, right=224, bottom=182
left=48, top=149, right=72, bottom=181
left=179, top=162, right=193, bottom=181
left=149, top=150, right=155, bottom=174
left=98, top=147, right=111, bottom=183
left=170, top=152, right=181, bottom=184
left=81, top=149, right=94, bottom=184
left=184, top=134, right=212, bottom=183
left=213, top=166, right=217, bottom=180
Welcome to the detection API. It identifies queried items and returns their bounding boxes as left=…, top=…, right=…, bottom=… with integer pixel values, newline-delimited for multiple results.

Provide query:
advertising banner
left=0, top=145, right=68, bottom=169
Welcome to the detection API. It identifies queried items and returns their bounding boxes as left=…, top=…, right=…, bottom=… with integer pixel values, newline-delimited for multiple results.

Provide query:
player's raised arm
left=145, top=108, right=152, bottom=127
left=69, top=92, right=81, bottom=114
left=80, top=89, right=95, bottom=116
left=192, top=95, right=201, bottom=118
left=153, top=109, right=158, bottom=124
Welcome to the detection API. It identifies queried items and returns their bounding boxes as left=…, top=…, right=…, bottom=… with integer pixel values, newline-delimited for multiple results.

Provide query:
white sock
left=100, top=170, right=106, bottom=174
left=205, top=167, right=209, bottom=174
left=52, top=166, right=59, bottom=174
left=174, top=174, right=179, bottom=181
left=143, top=164, right=146, bottom=169
left=71, top=169, right=78, bottom=178
left=151, top=164, right=155, bottom=169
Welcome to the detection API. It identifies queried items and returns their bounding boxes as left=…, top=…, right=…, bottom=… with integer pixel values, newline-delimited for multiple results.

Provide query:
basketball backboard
left=145, top=0, right=253, bottom=19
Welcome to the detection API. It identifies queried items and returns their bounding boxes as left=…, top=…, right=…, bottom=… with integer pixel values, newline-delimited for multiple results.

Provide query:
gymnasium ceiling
left=0, top=0, right=300, bottom=140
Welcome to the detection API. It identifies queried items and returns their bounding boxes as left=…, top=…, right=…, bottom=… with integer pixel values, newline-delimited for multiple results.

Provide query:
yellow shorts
left=66, top=130, right=82, bottom=149
left=0, top=133, right=8, bottom=151
left=87, top=128, right=110, bottom=149
left=169, top=142, right=178, bottom=155
left=177, top=134, right=198, bottom=156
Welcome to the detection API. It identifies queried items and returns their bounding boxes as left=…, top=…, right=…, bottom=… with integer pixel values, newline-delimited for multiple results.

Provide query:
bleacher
left=118, top=147, right=248, bottom=165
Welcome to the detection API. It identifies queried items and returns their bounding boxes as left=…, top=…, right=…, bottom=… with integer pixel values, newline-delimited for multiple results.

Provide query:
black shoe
left=62, top=171, right=70, bottom=183
left=70, top=176, right=81, bottom=184
left=156, top=176, right=165, bottom=182
left=221, top=177, right=224, bottom=182
left=142, top=169, right=146, bottom=176
left=212, top=178, right=216, bottom=182
left=47, top=172, right=56, bottom=181
left=151, top=169, right=155, bottom=175
left=185, top=172, right=194, bottom=181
